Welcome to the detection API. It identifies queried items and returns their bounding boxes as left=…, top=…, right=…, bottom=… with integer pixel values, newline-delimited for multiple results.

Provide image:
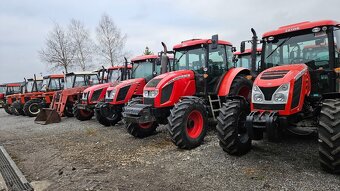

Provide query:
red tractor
left=123, top=37, right=254, bottom=149
left=10, top=76, right=44, bottom=116
left=95, top=54, right=167, bottom=126
left=35, top=71, right=100, bottom=124
left=0, top=83, right=22, bottom=109
left=217, top=20, right=340, bottom=174
left=73, top=64, right=131, bottom=121
left=10, top=75, right=64, bottom=117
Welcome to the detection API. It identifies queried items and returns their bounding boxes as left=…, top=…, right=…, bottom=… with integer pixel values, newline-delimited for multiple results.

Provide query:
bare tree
left=39, top=23, right=76, bottom=73
left=96, top=14, right=127, bottom=66
left=68, top=19, right=94, bottom=71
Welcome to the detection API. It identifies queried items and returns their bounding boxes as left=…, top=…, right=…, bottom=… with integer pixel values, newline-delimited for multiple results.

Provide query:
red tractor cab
left=35, top=71, right=100, bottom=124
left=3, top=83, right=24, bottom=113
left=217, top=20, right=340, bottom=174
left=95, top=54, right=168, bottom=126
left=0, top=83, right=22, bottom=108
left=73, top=64, right=132, bottom=121
left=234, top=48, right=262, bottom=69
left=123, top=37, right=254, bottom=149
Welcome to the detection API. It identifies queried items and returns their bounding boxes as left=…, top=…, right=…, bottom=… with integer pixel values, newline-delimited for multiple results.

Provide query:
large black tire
left=228, top=76, right=253, bottom=101
left=95, top=103, right=122, bottom=126
left=125, top=98, right=158, bottom=138
left=318, top=99, right=340, bottom=174
left=64, top=104, right=74, bottom=117
left=74, top=107, right=94, bottom=121
left=23, top=99, right=42, bottom=117
left=11, top=101, right=25, bottom=116
left=168, top=97, right=208, bottom=149
left=216, top=99, right=252, bottom=155
left=3, top=104, right=12, bottom=115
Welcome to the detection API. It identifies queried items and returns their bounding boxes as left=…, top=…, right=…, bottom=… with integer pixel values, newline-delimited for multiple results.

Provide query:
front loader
left=217, top=20, right=340, bottom=174
left=95, top=53, right=170, bottom=126
left=35, top=71, right=99, bottom=125
left=73, top=62, right=132, bottom=121
left=123, top=36, right=256, bottom=149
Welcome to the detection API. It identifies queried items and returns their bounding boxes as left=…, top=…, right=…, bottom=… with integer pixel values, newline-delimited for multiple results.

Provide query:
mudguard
left=218, top=67, right=251, bottom=97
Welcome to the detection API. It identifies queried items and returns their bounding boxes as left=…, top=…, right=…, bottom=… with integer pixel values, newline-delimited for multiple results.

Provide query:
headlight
left=143, top=90, right=159, bottom=98
left=252, top=85, right=264, bottom=103
left=82, top=92, right=88, bottom=100
left=106, top=89, right=116, bottom=99
left=272, top=83, right=290, bottom=103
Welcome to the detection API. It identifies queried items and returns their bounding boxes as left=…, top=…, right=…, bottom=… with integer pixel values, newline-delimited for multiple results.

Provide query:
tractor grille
left=253, top=103, right=285, bottom=110
left=91, top=89, right=102, bottom=102
left=161, top=83, right=173, bottom=104
left=116, top=85, right=131, bottom=102
left=259, top=86, right=279, bottom=100
left=291, top=77, right=302, bottom=109
left=261, top=70, right=289, bottom=80
left=144, top=98, right=154, bottom=106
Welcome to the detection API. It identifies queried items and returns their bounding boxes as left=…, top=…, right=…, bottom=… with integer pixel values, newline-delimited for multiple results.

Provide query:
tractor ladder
left=208, top=95, right=221, bottom=120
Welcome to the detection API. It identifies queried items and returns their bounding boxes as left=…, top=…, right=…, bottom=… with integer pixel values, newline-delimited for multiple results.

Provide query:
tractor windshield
left=263, top=30, right=330, bottom=69
left=173, top=46, right=206, bottom=73
left=107, top=69, right=121, bottom=82
left=40, top=78, right=49, bottom=91
left=0, top=86, right=5, bottom=93
left=132, top=61, right=154, bottom=81
left=64, top=75, right=75, bottom=89
left=26, top=80, right=35, bottom=93
left=236, top=54, right=261, bottom=69
left=7, top=86, right=21, bottom=94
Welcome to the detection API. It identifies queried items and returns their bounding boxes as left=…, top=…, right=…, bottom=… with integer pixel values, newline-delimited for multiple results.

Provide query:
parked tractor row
left=1, top=19, right=339, bottom=174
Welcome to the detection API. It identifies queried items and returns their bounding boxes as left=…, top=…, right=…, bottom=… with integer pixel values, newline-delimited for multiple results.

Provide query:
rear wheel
left=125, top=98, right=158, bottom=138
left=318, top=99, right=340, bottom=174
left=23, top=99, right=42, bottom=117
left=4, top=104, right=12, bottom=115
left=216, top=99, right=251, bottom=155
left=11, top=101, right=24, bottom=116
left=74, top=107, right=94, bottom=121
left=167, top=97, right=208, bottom=149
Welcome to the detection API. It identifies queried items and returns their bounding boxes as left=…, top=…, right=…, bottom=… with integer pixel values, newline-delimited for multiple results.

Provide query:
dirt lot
left=0, top=109, right=339, bottom=191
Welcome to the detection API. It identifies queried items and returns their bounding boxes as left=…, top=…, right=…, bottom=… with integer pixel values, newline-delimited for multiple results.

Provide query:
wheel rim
left=186, top=110, right=204, bottom=139
left=139, top=122, right=152, bottom=129
left=237, top=111, right=249, bottom=143
left=238, top=86, right=251, bottom=101
left=29, top=103, right=40, bottom=115
left=79, top=109, right=92, bottom=117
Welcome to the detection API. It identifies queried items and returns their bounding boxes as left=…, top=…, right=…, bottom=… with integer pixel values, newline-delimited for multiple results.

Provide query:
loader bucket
left=34, top=108, right=61, bottom=125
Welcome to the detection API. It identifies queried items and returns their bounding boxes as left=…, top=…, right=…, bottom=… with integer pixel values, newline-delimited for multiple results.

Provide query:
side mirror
left=232, top=47, right=237, bottom=52
left=211, top=34, right=218, bottom=49
left=240, top=41, right=246, bottom=53
left=232, top=55, right=238, bottom=63
left=153, top=71, right=157, bottom=77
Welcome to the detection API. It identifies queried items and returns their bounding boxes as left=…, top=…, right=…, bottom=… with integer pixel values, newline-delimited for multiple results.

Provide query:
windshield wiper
left=266, top=37, right=291, bottom=59
left=176, top=50, right=189, bottom=63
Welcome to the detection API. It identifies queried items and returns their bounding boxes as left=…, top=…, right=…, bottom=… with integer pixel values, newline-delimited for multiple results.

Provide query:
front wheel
left=74, top=107, right=94, bottom=121
left=23, top=99, right=42, bottom=117
left=64, top=104, right=74, bottom=117
left=11, top=101, right=24, bottom=116
left=126, top=122, right=158, bottom=138
left=167, top=97, right=208, bottom=149
left=318, top=99, right=340, bottom=174
left=4, top=104, right=12, bottom=115
left=216, top=98, right=252, bottom=155
left=95, top=103, right=122, bottom=126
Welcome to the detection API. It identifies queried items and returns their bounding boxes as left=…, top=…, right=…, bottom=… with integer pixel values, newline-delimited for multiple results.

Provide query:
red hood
left=145, top=70, right=195, bottom=90
left=107, top=78, right=145, bottom=91
left=83, top=82, right=112, bottom=93
left=255, top=64, right=308, bottom=87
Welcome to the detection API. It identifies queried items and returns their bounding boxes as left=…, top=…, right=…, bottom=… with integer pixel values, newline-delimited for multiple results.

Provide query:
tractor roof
left=44, top=74, right=64, bottom=79
left=131, top=55, right=159, bottom=62
left=66, top=71, right=97, bottom=76
left=7, top=83, right=22, bottom=87
left=173, top=39, right=232, bottom=49
left=108, top=65, right=133, bottom=70
left=263, top=20, right=340, bottom=38
left=27, top=77, right=43, bottom=81
left=234, top=48, right=262, bottom=55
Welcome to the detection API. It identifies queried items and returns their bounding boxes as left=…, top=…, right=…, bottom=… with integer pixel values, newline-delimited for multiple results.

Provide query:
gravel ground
left=0, top=109, right=339, bottom=191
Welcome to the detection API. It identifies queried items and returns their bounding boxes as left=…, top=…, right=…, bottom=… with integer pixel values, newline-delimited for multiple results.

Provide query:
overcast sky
left=1, top=0, right=340, bottom=83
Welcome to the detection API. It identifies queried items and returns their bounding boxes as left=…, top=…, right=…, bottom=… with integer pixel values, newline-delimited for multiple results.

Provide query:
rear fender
left=218, top=68, right=251, bottom=97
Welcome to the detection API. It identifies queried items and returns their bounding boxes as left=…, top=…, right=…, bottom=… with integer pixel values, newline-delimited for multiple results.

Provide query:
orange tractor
left=35, top=71, right=100, bottom=124
left=217, top=20, right=340, bottom=173
left=10, top=76, right=43, bottom=116
left=10, top=74, right=64, bottom=117
left=73, top=63, right=131, bottom=121
left=123, top=36, right=255, bottom=149
left=0, top=83, right=23, bottom=109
